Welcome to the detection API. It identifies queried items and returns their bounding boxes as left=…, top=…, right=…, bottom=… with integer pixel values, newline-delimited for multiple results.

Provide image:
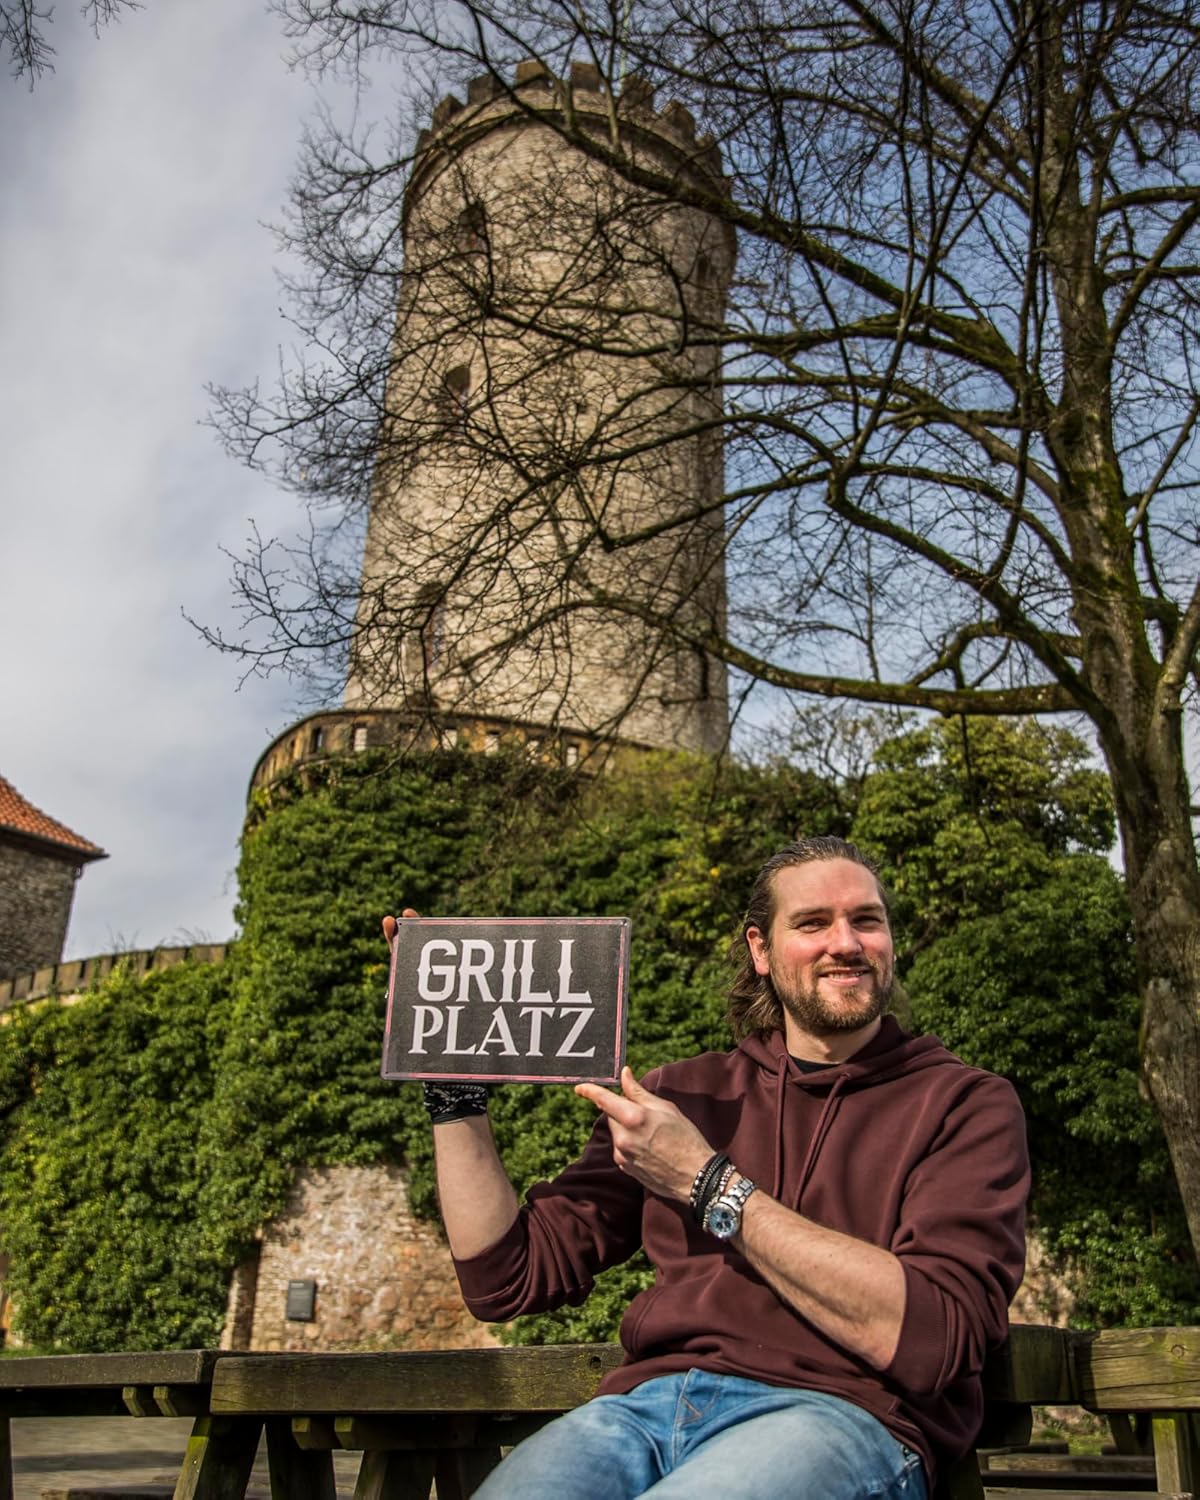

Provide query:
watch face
left=707, top=1201, right=739, bottom=1239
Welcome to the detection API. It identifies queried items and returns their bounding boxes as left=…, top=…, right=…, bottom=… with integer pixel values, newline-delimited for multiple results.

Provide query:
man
left=383, top=836, right=1029, bottom=1499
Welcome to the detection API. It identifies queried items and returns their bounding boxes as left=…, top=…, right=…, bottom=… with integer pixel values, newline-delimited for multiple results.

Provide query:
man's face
left=746, top=858, right=894, bottom=1057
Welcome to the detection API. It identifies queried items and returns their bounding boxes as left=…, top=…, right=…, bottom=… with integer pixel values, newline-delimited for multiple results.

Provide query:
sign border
left=381, top=915, right=631, bottom=1084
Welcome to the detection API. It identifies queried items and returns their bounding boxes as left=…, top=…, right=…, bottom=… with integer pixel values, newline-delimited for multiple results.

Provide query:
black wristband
left=422, top=1080, right=489, bottom=1125
left=690, top=1152, right=730, bottom=1224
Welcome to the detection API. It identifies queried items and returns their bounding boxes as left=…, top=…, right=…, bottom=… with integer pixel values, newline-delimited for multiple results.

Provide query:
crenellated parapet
left=411, top=59, right=727, bottom=187
left=0, top=942, right=231, bottom=1014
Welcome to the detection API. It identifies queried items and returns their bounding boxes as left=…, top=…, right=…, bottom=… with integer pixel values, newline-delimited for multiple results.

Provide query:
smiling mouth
left=817, top=968, right=873, bottom=986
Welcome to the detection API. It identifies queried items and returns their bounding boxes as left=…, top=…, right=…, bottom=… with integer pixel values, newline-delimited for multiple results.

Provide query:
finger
left=401, top=907, right=421, bottom=919
left=382, top=915, right=398, bottom=943
left=575, top=1082, right=644, bottom=1127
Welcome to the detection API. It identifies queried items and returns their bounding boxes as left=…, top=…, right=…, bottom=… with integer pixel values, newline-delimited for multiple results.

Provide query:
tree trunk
left=1101, top=727, right=1200, bottom=1266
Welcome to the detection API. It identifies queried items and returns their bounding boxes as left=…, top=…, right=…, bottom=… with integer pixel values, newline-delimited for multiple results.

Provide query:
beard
left=770, top=958, right=893, bottom=1037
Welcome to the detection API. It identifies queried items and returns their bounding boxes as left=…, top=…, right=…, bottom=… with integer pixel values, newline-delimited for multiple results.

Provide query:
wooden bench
left=1, top=1327, right=1196, bottom=1500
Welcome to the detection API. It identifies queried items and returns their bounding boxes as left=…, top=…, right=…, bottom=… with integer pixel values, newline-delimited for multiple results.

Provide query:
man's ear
left=746, top=926, right=771, bottom=977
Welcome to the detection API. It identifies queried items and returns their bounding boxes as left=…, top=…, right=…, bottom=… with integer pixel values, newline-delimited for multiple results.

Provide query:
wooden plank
left=333, top=1417, right=478, bottom=1452
left=983, top=1326, right=1075, bottom=1405
left=211, top=1346, right=625, bottom=1417
left=38, top=1489, right=176, bottom=1499
left=992, top=1453, right=1154, bottom=1474
left=984, top=1492, right=1187, bottom=1499
left=1075, top=1328, right=1200, bottom=1411
left=0, top=1351, right=223, bottom=1392
left=154, top=1387, right=209, bottom=1419
left=433, top=1446, right=502, bottom=1500
left=265, top=1417, right=336, bottom=1500
left=1152, top=1412, right=1200, bottom=1496
left=291, top=1418, right=338, bottom=1452
left=0, top=1412, right=11, bottom=1500
left=351, top=1450, right=435, bottom=1500
left=1109, top=1413, right=1154, bottom=1455
left=982, top=1466, right=1157, bottom=1489
left=0, top=1391, right=131, bottom=1419
left=172, top=1415, right=262, bottom=1500
left=122, top=1388, right=158, bottom=1419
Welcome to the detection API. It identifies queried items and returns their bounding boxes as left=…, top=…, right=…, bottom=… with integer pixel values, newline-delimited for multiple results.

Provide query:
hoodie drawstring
left=772, top=1061, right=850, bottom=1209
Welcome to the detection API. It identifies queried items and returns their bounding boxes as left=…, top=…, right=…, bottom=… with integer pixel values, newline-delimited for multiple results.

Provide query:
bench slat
left=211, top=1345, right=625, bottom=1416
left=986, top=1327, right=1075, bottom=1405
left=0, top=1352, right=223, bottom=1392
left=1076, top=1329, right=1200, bottom=1411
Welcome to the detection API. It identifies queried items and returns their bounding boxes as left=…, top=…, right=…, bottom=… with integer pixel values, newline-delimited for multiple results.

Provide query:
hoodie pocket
left=619, top=1283, right=662, bottom=1355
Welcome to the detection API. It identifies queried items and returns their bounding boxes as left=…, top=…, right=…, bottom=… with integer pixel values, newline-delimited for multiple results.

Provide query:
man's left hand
left=576, top=1067, right=713, bottom=1203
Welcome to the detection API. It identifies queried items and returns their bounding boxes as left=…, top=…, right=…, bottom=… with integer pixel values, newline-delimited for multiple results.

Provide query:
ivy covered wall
left=0, top=725, right=1195, bottom=1351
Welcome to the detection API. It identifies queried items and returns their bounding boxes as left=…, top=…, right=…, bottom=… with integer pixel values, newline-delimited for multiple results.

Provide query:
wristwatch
left=703, top=1173, right=757, bottom=1240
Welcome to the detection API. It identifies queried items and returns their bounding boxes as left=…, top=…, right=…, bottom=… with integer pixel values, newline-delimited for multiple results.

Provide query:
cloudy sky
left=1, top=4, right=361, bottom=957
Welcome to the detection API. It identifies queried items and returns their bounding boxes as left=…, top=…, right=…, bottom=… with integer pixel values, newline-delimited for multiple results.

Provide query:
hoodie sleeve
left=882, top=1071, right=1029, bottom=1398
left=451, top=1110, right=646, bottom=1321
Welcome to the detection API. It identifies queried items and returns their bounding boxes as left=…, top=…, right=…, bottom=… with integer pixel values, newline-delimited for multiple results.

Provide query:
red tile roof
left=0, top=776, right=106, bottom=861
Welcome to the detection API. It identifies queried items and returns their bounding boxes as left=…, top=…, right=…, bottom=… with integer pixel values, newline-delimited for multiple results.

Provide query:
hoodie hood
left=737, top=1017, right=956, bottom=1199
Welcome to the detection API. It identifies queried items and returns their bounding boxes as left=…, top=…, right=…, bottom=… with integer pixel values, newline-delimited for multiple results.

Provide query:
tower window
left=456, top=201, right=487, bottom=254
left=438, top=364, right=472, bottom=425
left=352, top=724, right=369, bottom=752
left=418, top=585, right=448, bottom=675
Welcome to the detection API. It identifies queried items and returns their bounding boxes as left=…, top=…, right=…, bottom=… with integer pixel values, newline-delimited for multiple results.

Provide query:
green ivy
left=0, top=726, right=1194, bottom=1351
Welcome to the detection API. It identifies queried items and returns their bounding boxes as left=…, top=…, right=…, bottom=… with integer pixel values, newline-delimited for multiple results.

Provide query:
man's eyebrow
left=785, top=902, right=887, bottom=920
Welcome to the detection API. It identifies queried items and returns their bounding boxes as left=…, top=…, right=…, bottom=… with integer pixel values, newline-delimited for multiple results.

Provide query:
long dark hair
left=727, top=837, right=890, bottom=1040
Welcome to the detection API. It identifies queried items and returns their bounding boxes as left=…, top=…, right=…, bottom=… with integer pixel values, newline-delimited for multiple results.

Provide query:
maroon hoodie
left=452, top=1017, right=1029, bottom=1483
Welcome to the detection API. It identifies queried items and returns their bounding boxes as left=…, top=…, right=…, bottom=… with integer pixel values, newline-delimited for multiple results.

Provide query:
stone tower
left=342, top=61, right=733, bottom=757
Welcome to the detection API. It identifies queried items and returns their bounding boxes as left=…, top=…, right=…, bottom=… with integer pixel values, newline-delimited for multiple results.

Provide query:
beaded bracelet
left=697, top=1161, right=739, bottom=1227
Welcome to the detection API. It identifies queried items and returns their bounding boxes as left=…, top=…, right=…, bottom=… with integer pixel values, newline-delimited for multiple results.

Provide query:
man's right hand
left=381, top=907, right=421, bottom=946
left=381, top=905, right=518, bottom=1256
left=382, top=908, right=491, bottom=1129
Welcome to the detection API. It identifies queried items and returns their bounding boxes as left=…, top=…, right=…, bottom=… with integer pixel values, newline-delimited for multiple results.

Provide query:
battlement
left=0, top=942, right=231, bottom=1015
left=248, top=707, right=665, bottom=800
left=413, top=59, right=723, bottom=178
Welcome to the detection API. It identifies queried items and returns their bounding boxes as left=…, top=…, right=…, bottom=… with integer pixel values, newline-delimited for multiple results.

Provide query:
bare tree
left=211, top=0, right=1200, bottom=1261
left=2, top=0, right=140, bottom=82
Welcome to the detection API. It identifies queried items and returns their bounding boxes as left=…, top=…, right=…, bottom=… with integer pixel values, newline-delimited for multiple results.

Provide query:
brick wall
left=229, top=1163, right=499, bottom=1352
left=0, top=841, right=78, bottom=984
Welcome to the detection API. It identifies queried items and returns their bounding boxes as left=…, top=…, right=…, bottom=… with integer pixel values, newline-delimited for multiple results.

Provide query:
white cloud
left=0, top=3, right=336, bottom=956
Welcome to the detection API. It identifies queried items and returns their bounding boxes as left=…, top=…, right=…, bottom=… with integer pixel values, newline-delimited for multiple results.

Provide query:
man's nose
left=827, top=917, right=863, bottom=954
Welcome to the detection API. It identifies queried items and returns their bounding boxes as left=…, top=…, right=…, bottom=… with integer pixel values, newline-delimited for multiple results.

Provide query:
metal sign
left=382, top=916, right=630, bottom=1084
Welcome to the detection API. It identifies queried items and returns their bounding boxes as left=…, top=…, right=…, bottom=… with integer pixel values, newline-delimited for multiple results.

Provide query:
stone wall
left=229, top=1163, right=499, bottom=1353
left=0, top=841, right=78, bottom=984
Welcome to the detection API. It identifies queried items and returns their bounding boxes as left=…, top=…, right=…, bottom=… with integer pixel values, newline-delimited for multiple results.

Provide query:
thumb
left=621, top=1065, right=651, bottom=1100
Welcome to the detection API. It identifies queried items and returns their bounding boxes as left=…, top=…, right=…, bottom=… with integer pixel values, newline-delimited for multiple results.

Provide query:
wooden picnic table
left=0, top=1327, right=1195, bottom=1500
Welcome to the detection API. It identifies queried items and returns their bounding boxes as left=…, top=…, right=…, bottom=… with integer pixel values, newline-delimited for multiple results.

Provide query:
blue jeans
left=472, top=1370, right=928, bottom=1499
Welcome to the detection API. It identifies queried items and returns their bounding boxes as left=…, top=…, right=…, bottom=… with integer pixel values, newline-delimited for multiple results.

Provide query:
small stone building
left=0, top=775, right=105, bottom=984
